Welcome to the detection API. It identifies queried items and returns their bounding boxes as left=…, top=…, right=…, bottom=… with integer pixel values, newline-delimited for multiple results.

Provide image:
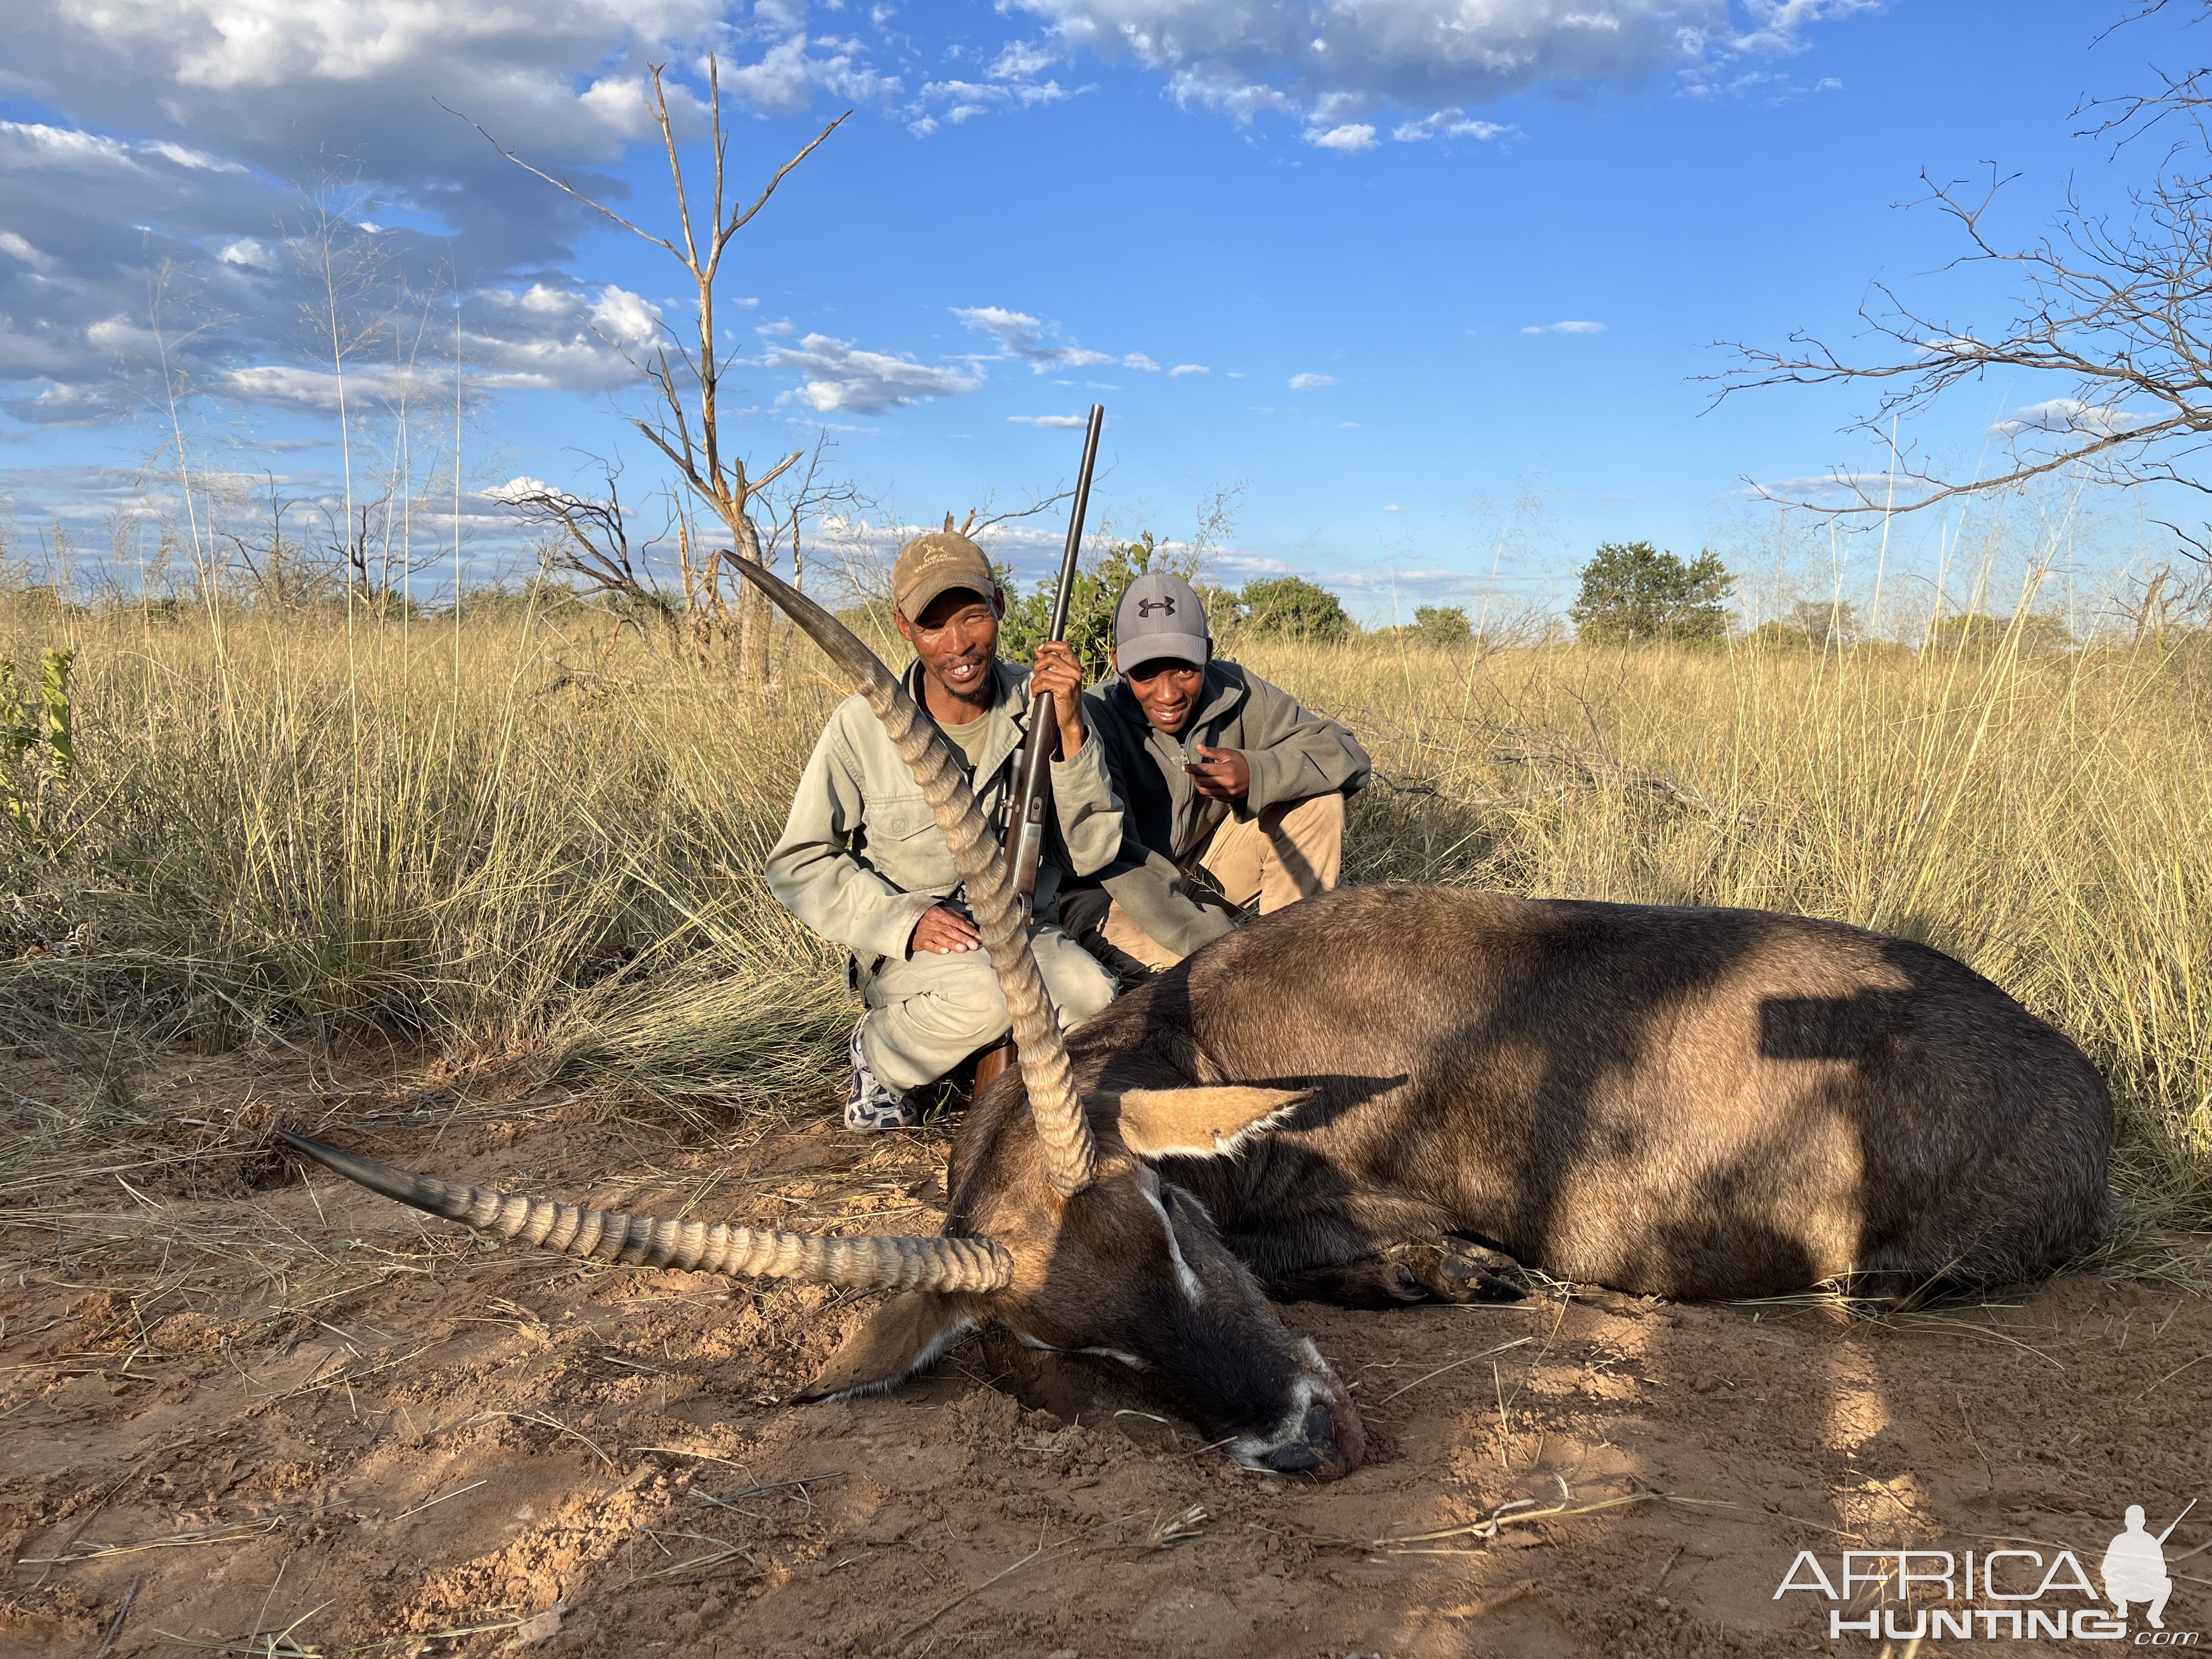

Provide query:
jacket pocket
left=869, top=794, right=938, bottom=842
left=862, top=793, right=956, bottom=893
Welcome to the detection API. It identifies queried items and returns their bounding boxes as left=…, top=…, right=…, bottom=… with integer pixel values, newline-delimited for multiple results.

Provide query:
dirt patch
left=5, top=1095, right=2210, bottom=1657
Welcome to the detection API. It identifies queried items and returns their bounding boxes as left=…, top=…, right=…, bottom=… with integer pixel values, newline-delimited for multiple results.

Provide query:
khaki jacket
left=765, top=660, right=1126, bottom=963
left=1079, top=661, right=1371, bottom=957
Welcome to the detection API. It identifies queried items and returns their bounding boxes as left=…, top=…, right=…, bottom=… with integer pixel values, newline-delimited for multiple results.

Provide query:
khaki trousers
left=857, top=923, right=1116, bottom=1093
left=1101, top=790, right=1346, bottom=970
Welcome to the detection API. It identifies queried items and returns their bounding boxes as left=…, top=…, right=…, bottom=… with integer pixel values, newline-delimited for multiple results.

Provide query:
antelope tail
left=275, top=1131, right=1012, bottom=1294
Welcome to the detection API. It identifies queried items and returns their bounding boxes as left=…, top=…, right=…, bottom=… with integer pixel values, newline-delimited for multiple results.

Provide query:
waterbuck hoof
left=1400, top=1238, right=1528, bottom=1304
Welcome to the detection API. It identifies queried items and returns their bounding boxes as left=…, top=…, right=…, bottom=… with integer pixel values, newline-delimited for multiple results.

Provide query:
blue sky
left=0, top=2, right=2190, bottom=623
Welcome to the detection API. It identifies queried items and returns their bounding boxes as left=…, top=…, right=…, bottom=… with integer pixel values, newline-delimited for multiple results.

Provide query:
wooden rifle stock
left=1003, top=403, right=1105, bottom=915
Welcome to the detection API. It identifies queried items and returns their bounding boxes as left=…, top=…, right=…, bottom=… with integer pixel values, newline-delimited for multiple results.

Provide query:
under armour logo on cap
left=1114, top=569, right=1210, bottom=677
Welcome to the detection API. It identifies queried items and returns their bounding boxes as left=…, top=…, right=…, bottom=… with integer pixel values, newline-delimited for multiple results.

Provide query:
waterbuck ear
left=1114, top=1086, right=1312, bottom=1160
left=794, top=1291, right=978, bottom=1403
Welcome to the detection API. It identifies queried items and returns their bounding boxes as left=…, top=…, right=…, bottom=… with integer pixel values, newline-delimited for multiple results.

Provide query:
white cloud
left=217, top=237, right=280, bottom=270
left=1989, top=398, right=2143, bottom=439
left=1011, top=0, right=1870, bottom=128
left=721, top=33, right=821, bottom=115
left=587, top=285, right=662, bottom=349
left=0, top=7, right=897, bottom=285
left=467, top=283, right=665, bottom=392
left=912, top=70, right=1075, bottom=133
left=954, top=305, right=1121, bottom=371
left=1288, top=371, right=1336, bottom=390
left=1008, top=413, right=1088, bottom=427
left=1169, top=363, right=1209, bottom=376
left=762, top=330, right=982, bottom=415
left=0, top=232, right=58, bottom=273
left=1122, top=352, right=1161, bottom=371
left=1306, top=122, right=1376, bottom=153
left=1384, top=504, right=1403, bottom=512
left=1521, top=320, right=1607, bottom=335
left=487, top=475, right=586, bottom=507
left=219, top=361, right=465, bottom=410
left=1391, top=109, right=1512, bottom=143
left=1748, top=471, right=1909, bottom=499
left=989, top=40, right=1059, bottom=79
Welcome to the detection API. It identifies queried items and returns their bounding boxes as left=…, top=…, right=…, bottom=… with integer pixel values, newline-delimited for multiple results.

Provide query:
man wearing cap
left=765, top=523, right=1123, bottom=1131
left=1074, top=570, right=1371, bottom=972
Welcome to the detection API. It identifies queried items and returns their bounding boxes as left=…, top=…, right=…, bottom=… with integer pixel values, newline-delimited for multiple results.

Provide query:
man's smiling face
left=1118, top=653, right=1208, bottom=735
left=898, top=585, right=1002, bottom=706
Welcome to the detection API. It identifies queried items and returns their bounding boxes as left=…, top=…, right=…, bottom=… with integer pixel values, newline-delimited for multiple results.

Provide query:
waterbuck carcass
left=276, top=563, right=2112, bottom=1485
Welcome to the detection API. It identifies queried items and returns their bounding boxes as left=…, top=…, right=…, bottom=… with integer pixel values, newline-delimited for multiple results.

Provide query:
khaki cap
left=892, top=520, right=997, bottom=622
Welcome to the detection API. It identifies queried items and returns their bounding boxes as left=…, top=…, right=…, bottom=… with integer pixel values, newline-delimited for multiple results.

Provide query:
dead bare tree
left=752, top=431, right=873, bottom=678
left=319, top=487, right=416, bottom=612
left=219, top=473, right=315, bottom=606
left=1714, top=3, right=2212, bottom=568
left=501, top=470, right=683, bottom=633
left=453, top=64, right=846, bottom=685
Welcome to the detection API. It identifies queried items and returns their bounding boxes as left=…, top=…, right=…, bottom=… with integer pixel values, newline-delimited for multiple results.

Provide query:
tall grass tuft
left=2, top=599, right=2207, bottom=1269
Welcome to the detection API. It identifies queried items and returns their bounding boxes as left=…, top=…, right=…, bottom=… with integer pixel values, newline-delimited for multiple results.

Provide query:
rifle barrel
left=1047, top=405, right=1106, bottom=642
left=1003, top=404, right=1106, bottom=911
left=2157, top=1498, right=2198, bottom=1544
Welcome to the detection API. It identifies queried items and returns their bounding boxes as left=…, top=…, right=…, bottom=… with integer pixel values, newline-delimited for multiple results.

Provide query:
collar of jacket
left=1103, top=658, right=1249, bottom=754
left=902, top=655, right=1031, bottom=783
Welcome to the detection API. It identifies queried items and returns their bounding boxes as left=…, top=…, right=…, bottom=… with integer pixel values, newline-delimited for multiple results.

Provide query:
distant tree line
left=997, top=534, right=1364, bottom=677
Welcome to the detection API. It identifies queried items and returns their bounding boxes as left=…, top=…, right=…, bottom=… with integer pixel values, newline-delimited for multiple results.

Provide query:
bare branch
left=452, top=60, right=849, bottom=676
left=1712, top=130, right=2212, bottom=553
left=438, top=101, right=682, bottom=261
left=720, top=112, right=849, bottom=249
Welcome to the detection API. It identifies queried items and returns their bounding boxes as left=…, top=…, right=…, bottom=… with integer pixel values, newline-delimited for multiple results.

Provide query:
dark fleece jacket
left=1078, top=659, right=1370, bottom=958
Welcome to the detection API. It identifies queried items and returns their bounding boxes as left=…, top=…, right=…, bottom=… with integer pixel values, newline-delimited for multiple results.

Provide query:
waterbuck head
left=276, top=561, right=1362, bottom=1481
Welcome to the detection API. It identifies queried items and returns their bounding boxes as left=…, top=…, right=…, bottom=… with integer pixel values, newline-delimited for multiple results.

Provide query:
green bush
left=998, top=532, right=1215, bottom=678
left=1239, top=575, right=1355, bottom=642
left=1569, top=541, right=1733, bottom=645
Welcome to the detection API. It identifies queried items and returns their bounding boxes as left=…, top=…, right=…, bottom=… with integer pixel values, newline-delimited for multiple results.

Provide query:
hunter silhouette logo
left=1773, top=1499, right=2202, bottom=1643
left=2105, top=1502, right=2194, bottom=1629
left=1137, top=596, right=1176, bottom=618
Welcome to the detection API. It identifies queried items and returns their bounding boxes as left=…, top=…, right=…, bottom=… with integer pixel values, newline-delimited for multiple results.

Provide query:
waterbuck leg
left=1267, top=1238, right=1529, bottom=1307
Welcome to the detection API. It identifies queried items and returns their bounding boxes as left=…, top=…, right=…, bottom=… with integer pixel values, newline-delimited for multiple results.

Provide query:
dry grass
left=1, top=597, right=2208, bottom=1277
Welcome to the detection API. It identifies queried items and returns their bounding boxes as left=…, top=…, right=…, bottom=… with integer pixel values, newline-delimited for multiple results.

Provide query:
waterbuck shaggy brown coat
left=278, top=563, right=2113, bottom=1483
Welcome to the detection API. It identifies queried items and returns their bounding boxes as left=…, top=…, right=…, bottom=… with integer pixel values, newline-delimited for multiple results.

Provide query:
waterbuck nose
left=1259, top=1403, right=1340, bottom=1474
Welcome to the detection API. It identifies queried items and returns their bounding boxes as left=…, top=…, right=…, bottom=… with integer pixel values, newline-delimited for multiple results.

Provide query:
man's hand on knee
left=909, top=905, right=982, bottom=957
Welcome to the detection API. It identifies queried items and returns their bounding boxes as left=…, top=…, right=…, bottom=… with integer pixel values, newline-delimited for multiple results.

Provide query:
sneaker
left=845, top=1015, right=918, bottom=1133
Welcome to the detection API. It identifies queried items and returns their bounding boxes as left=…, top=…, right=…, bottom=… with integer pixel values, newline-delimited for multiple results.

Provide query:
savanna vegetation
left=3, top=575, right=2207, bottom=1283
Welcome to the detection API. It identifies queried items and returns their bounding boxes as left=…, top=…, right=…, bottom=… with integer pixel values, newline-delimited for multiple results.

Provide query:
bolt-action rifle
left=1002, top=402, right=1105, bottom=916
left=975, top=404, right=1103, bottom=1096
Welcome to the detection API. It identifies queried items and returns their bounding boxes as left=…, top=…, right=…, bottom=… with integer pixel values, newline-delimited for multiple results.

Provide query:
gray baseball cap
left=1114, top=572, right=1210, bottom=675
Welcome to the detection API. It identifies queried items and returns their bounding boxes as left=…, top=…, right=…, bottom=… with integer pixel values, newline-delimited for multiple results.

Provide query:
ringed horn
left=731, top=556, right=1101, bottom=1197
left=273, top=1130, right=1013, bottom=1293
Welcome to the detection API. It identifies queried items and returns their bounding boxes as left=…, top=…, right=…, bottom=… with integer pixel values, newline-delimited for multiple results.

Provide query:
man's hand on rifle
left=911, top=905, right=981, bottom=956
left=1186, top=743, right=1250, bottom=803
left=1031, top=640, right=1087, bottom=757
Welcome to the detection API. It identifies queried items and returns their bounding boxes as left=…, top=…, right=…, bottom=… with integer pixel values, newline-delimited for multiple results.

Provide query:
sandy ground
left=5, top=1061, right=2211, bottom=1658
